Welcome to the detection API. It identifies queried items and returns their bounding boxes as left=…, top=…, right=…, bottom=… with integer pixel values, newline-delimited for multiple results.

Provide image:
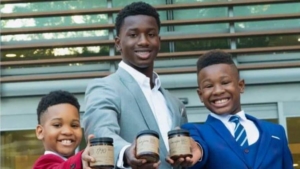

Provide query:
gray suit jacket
left=83, top=67, right=188, bottom=169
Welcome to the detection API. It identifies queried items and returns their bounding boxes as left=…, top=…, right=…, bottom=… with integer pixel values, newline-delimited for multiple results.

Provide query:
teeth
left=136, top=51, right=149, bottom=54
left=215, top=99, right=228, bottom=104
left=136, top=51, right=150, bottom=58
left=61, top=140, right=72, bottom=145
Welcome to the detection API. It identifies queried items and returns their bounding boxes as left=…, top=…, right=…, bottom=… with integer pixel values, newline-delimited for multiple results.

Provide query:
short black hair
left=197, top=50, right=237, bottom=74
left=37, top=90, right=80, bottom=124
left=115, top=1, right=161, bottom=36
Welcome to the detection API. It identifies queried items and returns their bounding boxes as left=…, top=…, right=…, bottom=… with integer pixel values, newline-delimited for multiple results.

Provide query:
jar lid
left=136, top=130, right=159, bottom=138
left=90, top=137, right=113, bottom=144
left=168, top=129, right=190, bottom=136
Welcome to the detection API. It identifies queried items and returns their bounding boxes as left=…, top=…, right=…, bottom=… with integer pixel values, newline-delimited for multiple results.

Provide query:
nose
left=137, top=34, right=149, bottom=46
left=61, top=125, right=73, bottom=135
left=213, top=84, right=225, bottom=95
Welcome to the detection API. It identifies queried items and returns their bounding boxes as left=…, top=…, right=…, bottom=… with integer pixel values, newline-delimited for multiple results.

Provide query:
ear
left=36, top=125, right=44, bottom=140
left=238, top=79, right=245, bottom=93
left=115, top=36, right=121, bottom=52
left=197, top=88, right=204, bottom=103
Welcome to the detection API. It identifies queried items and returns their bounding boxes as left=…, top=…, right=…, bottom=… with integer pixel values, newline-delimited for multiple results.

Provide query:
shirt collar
left=209, top=110, right=246, bottom=123
left=119, top=61, right=161, bottom=90
left=44, top=151, right=67, bottom=161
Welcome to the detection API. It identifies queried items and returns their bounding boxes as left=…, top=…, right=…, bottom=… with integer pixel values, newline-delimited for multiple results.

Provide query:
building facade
left=1, top=0, right=300, bottom=168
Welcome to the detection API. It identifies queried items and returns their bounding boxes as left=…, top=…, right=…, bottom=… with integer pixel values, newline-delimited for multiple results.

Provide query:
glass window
left=234, top=3, right=300, bottom=16
left=1, top=130, right=44, bottom=169
left=1, top=15, right=110, bottom=65
left=235, top=19, right=300, bottom=32
left=286, top=117, right=300, bottom=169
left=1, top=30, right=109, bottom=48
left=1, top=14, right=109, bottom=29
left=174, top=39, right=230, bottom=52
left=0, top=1, right=107, bottom=13
left=236, top=34, right=300, bottom=48
left=234, top=3, right=300, bottom=32
left=1, top=62, right=111, bottom=78
left=112, top=0, right=164, bottom=7
left=1, top=0, right=299, bottom=74
left=160, top=41, right=171, bottom=53
left=172, top=0, right=228, bottom=33
left=173, top=23, right=229, bottom=34
left=1, top=45, right=110, bottom=62
left=237, top=52, right=300, bottom=64
left=173, top=8, right=227, bottom=20
left=1, top=1, right=110, bottom=63
left=173, top=0, right=229, bottom=4
left=173, top=7, right=228, bottom=34
left=1, top=1, right=109, bottom=28
left=154, top=57, right=198, bottom=70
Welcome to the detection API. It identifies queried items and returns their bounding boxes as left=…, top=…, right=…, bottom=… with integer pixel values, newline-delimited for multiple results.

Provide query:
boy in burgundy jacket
left=33, top=90, right=94, bottom=169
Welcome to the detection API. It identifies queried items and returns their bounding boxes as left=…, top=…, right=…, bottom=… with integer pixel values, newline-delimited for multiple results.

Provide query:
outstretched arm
left=83, top=79, right=130, bottom=166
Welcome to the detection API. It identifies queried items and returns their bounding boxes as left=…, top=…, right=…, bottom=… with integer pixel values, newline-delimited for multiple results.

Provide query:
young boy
left=181, top=50, right=293, bottom=169
left=33, top=90, right=94, bottom=169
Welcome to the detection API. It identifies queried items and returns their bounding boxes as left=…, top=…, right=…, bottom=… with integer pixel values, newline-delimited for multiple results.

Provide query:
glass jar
left=136, top=130, right=160, bottom=163
left=89, top=137, right=114, bottom=169
left=168, top=129, right=193, bottom=160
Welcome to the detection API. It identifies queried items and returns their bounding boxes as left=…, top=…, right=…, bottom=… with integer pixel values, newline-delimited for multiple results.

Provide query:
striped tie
left=229, top=115, right=248, bottom=148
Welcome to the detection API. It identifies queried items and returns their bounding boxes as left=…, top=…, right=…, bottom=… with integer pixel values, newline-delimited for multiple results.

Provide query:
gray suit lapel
left=116, top=68, right=160, bottom=132
left=116, top=68, right=169, bottom=159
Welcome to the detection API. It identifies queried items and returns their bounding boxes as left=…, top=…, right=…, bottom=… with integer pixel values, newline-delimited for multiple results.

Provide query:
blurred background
left=1, top=0, right=300, bottom=168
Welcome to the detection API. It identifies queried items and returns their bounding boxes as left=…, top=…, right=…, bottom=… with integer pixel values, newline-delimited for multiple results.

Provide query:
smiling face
left=197, top=63, right=245, bottom=115
left=115, top=14, right=160, bottom=71
left=36, top=103, right=82, bottom=158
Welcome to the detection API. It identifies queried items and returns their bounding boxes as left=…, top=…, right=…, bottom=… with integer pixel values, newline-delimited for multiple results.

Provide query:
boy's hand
left=82, top=134, right=95, bottom=169
left=166, top=137, right=203, bottom=168
left=124, top=139, right=161, bottom=169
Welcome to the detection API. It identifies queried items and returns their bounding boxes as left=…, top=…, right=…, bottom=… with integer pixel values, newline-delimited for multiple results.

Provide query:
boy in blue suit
left=181, top=50, right=293, bottom=169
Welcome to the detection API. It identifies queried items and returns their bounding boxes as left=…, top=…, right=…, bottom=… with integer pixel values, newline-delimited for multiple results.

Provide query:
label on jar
left=168, top=136, right=192, bottom=156
left=136, top=135, right=159, bottom=155
left=90, top=145, right=114, bottom=166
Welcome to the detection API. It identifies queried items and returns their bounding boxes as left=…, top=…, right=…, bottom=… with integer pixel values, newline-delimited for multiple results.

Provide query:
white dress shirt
left=44, top=151, right=67, bottom=161
left=117, top=61, right=172, bottom=168
left=210, top=110, right=260, bottom=145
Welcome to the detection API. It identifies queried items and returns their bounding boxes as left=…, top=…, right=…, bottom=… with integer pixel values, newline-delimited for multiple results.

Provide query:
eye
left=204, top=84, right=213, bottom=88
left=148, top=33, right=155, bottom=37
left=53, top=124, right=61, bottom=128
left=71, top=124, right=80, bottom=128
left=129, top=33, right=137, bottom=38
left=222, top=81, right=230, bottom=85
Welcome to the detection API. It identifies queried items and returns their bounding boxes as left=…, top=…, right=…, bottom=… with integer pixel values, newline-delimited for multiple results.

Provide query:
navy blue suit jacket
left=182, top=114, right=293, bottom=169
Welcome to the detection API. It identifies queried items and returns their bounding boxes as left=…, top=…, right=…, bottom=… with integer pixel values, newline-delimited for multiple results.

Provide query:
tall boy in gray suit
left=83, top=2, right=200, bottom=169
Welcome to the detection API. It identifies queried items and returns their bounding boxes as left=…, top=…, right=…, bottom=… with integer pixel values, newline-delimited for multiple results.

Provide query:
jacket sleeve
left=33, top=151, right=83, bottom=169
left=83, top=78, right=130, bottom=166
left=181, top=123, right=208, bottom=169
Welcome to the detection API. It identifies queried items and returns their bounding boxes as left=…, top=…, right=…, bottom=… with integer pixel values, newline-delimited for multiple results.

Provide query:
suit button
left=244, top=149, right=249, bottom=153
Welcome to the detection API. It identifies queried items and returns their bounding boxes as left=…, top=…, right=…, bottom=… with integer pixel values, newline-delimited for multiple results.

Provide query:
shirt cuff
left=117, top=145, right=131, bottom=168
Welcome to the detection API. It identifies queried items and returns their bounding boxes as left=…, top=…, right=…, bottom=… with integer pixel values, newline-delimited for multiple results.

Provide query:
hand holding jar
left=166, top=129, right=203, bottom=168
left=124, top=130, right=161, bottom=169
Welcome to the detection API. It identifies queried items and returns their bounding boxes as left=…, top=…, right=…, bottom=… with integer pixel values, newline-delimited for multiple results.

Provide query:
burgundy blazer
left=33, top=151, right=83, bottom=169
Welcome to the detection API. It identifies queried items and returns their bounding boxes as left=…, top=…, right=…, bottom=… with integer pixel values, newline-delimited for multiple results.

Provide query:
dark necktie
left=229, top=115, right=249, bottom=148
